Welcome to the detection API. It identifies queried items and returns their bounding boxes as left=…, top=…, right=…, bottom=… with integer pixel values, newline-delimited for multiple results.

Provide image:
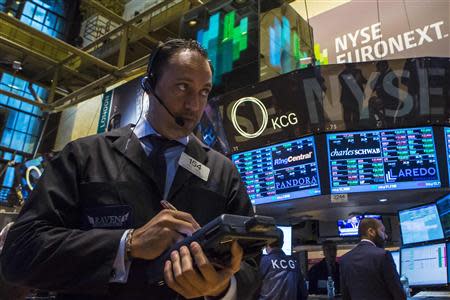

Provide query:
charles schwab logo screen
left=327, top=127, right=441, bottom=193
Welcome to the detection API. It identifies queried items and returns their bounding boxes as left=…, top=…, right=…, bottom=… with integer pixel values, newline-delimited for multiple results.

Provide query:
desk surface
left=412, top=291, right=450, bottom=299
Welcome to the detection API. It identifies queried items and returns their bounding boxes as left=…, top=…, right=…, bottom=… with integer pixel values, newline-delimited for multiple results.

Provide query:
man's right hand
left=130, top=209, right=200, bottom=260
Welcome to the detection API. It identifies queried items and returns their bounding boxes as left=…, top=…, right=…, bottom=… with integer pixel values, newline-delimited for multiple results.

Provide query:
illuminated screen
left=445, top=127, right=450, bottom=184
left=262, top=225, right=292, bottom=255
left=399, top=203, right=444, bottom=245
left=327, top=127, right=441, bottom=193
left=436, top=194, right=450, bottom=238
left=231, top=136, right=320, bottom=205
left=337, top=214, right=381, bottom=237
left=391, top=250, right=400, bottom=274
left=447, top=242, right=450, bottom=283
left=180, top=0, right=259, bottom=95
left=401, top=243, right=448, bottom=286
left=259, top=3, right=313, bottom=77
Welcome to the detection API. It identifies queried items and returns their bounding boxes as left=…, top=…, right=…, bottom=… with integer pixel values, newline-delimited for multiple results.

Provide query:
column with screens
left=327, top=127, right=441, bottom=193
left=231, top=136, right=321, bottom=205
left=401, top=243, right=448, bottom=286
left=399, top=203, right=444, bottom=245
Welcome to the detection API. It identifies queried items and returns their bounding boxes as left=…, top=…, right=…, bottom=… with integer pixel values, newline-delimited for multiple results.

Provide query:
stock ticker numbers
left=231, top=137, right=321, bottom=205
left=327, top=127, right=441, bottom=193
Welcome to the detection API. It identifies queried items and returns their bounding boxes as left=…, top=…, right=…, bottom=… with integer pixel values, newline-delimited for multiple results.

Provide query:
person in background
left=307, top=240, right=340, bottom=295
left=258, top=228, right=308, bottom=300
left=340, top=218, right=406, bottom=300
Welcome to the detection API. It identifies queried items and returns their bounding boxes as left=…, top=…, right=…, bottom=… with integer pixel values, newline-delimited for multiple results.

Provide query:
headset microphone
left=141, top=77, right=185, bottom=127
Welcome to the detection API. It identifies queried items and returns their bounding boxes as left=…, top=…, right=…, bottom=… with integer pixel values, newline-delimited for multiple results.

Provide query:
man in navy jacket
left=340, top=218, right=406, bottom=300
left=258, top=228, right=308, bottom=300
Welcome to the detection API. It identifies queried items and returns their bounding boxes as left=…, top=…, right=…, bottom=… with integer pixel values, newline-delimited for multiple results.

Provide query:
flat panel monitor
left=262, top=225, right=292, bottom=255
left=231, top=136, right=320, bottom=205
left=399, top=203, right=444, bottom=245
left=436, top=194, right=450, bottom=238
left=448, top=242, right=450, bottom=284
left=337, top=214, right=381, bottom=237
left=391, top=250, right=400, bottom=274
left=327, top=127, right=441, bottom=193
left=401, top=243, right=448, bottom=286
left=445, top=127, right=450, bottom=184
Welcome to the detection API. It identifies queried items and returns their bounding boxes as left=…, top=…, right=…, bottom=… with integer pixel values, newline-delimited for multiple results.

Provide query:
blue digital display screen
left=447, top=242, right=450, bottom=284
left=391, top=250, right=400, bottom=275
left=327, top=127, right=441, bottom=193
left=231, top=136, right=321, bottom=205
left=337, top=214, right=381, bottom=237
left=399, top=203, right=444, bottom=245
left=436, top=194, right=450, bottom=238
left=445, top=127, right=450, bottom=184
left=401, top=243, right=447, bottom=286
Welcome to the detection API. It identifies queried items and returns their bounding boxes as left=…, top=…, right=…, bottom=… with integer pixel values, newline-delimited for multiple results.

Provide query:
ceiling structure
left=0, top=0, right=339, bottom=115
left=0, top=0, right=201, bottom=113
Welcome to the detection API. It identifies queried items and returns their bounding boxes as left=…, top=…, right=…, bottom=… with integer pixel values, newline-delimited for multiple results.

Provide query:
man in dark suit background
left=308, top=240, right=340, bottom=295
left=340, top=218, right=406, bottom=300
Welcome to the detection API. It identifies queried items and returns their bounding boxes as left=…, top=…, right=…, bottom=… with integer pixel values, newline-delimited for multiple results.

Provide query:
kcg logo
left=231, top=97, right=298, bottom=139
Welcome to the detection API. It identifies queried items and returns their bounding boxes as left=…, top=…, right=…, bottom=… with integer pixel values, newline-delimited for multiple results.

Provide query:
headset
left=140, top=42, right=185, bottom=127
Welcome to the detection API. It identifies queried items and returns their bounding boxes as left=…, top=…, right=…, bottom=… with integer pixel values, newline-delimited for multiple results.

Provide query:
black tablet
left=147, top=214, right=278, bottom=284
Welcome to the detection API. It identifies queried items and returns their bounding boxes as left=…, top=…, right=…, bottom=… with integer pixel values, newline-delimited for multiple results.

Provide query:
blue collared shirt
left=133, top=117, right=189, bottom=199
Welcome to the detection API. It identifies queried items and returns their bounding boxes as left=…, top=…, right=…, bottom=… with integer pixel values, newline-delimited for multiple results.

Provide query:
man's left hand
left=164, top=241, right=243, bottom=299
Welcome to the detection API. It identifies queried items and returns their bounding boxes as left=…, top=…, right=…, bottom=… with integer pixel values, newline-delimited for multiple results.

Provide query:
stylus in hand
left=160, top=200, right=177, bottom=211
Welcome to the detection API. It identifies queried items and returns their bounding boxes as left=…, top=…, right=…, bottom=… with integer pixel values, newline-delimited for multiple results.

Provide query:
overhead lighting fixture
left=379, top=198, right=388, bottom=202
left=188, top=20, right=197, bottom=26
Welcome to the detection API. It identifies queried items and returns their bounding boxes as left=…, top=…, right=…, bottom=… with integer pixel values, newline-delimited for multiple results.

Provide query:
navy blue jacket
left=258, top=249, right=308, bottom=300
left=0, top=126, right=259, bottom=300
left=340, top=241, right=406, bottom=300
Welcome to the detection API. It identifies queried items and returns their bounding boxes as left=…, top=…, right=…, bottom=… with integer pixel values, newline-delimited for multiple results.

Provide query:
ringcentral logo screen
left=231, top=136, right=320, bottom=205
left=327, top=127, right=441, bottom=193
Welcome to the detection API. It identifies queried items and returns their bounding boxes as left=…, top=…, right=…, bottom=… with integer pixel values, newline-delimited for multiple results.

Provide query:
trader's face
left=148, top=50, right=212, bottom=139
left=373, top=221, right=388, bottom=248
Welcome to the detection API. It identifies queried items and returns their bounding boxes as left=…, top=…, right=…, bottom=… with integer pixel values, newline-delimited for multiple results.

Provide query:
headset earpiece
left=141, top=76, right=152, bottom=94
